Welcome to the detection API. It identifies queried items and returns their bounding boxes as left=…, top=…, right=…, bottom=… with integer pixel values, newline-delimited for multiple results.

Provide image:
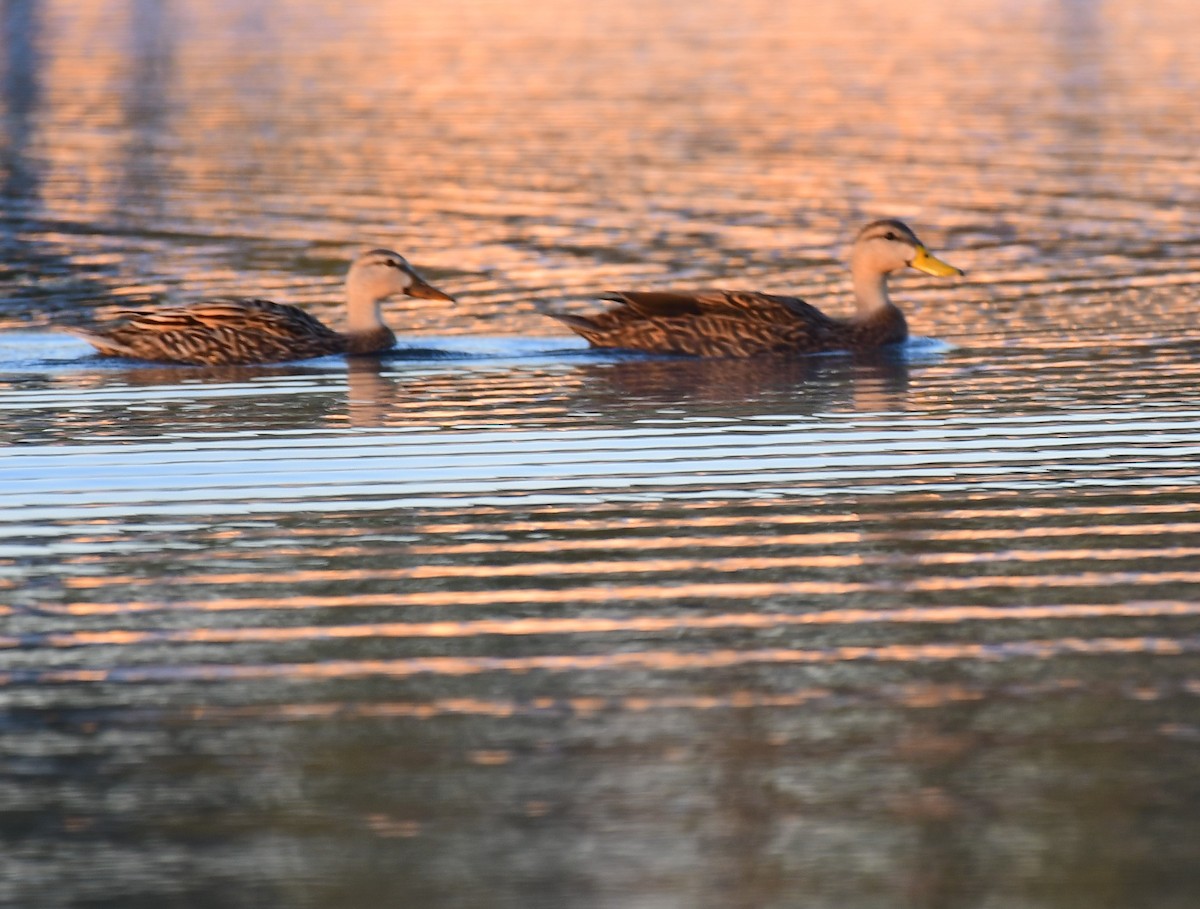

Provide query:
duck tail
left=542, top=311, right=601, bottom=334
left=60, top=326, right=137, bottom=359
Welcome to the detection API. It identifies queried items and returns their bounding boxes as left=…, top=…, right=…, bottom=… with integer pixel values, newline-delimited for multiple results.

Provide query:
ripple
left=4, top=2, right=1200, bottom=903
left=4, top=635, right=1197, bottom=687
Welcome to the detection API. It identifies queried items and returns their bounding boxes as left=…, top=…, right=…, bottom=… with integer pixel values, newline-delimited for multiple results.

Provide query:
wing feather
left=71, top=297, right=346, bottom=365
left=549, top=289, right=848, bottom=357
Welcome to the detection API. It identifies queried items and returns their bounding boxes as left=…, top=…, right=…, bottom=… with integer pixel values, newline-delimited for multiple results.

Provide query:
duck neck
left=850, top=259, right=894, bottom=319
left=344, top=288, right=396, bottom=353
left=346, top=293, right=386, bottom=334
left=343, top=272, right=388, bottom=333
left=342, top=324, right=396, bottom=354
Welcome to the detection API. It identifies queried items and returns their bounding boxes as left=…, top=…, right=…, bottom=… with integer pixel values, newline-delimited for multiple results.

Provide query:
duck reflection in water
left=561, top=350, right=917, bottom=418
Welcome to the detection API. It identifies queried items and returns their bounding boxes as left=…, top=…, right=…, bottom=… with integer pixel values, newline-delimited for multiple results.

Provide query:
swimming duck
left=545, top=219, right=962, bottom=357
left=64, top=249, right=454, bottom=365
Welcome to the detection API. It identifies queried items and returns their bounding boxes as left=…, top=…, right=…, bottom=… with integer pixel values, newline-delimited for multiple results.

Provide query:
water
left=4, top=1, right=1200, bottom=907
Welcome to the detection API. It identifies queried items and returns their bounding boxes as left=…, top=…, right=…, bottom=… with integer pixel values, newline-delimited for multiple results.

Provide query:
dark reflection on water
left=560, top=351, right=914, bottom=415
left=113, top=0, right=174, bottom=225
left=1, top=0, right=40, bottom=208
left=4, top=1, right=1200, bottom=907
left=0, top=0, right=45, bottom=295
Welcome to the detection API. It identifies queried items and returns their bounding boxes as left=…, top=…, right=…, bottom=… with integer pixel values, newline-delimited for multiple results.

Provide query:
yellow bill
left=910, top=246, right=964, bottom=277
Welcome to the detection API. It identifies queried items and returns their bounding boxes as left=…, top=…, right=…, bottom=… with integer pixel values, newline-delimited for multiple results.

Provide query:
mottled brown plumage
left=64, top=249, right=454, bottom=366
left=546, top=219, right=962, bottom=358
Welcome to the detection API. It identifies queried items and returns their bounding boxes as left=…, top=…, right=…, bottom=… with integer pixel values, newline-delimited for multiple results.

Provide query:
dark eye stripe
left=864, top=228, right=909, bottom=243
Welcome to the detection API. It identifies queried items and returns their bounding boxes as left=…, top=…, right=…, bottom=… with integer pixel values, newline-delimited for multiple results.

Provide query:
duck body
left=550, top=289, right=908, bottom=358
left=68, top=298, right=384, bottom=365
left=546, top=219, right=961, bottom=358
left=65, top=249, right=453, bottom=366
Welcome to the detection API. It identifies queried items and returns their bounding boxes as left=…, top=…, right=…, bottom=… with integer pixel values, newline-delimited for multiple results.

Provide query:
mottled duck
left=65, top=249, right=454, bottom=365
left=546, top=219, right=962, bottom=357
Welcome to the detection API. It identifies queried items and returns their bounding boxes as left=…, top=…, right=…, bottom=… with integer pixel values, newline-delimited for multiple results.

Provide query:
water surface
left=3, top=2, right=1200, bottom=907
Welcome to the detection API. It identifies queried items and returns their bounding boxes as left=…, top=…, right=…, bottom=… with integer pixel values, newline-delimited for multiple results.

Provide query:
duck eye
left=885, top=232, right=898, bottom=241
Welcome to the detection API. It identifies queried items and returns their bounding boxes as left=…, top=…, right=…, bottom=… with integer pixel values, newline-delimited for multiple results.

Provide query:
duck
left=544, top=219, right=963, bottom=357
left=63, top=249, right=455, bottom=365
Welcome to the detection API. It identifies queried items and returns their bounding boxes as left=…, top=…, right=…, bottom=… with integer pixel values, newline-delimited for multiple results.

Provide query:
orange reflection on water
left=904, top=569, right=1200, bottom=592
left=8, top=0, right=1200, bottom=354
left=915, top=522, right=1200, bottom=543
left=14, top=635, right=1198, bottom=686
left=168, top=672, right=1187, bottom=725
left=54, top=563, right=1200, bottom=614
left=859, top=499, right=1200, bottom=524
left=183, top=690, right=839, bottom=723
left=144, top=497, right=1200, bottom=578
left=407, top=531, right=864, bottom=557
left=26, top=601, right=1200, bottom=651
left=61, top=544, right=1200, bottom=594
left=63, top=549, right=870, bottom=590
left=55, top=579, right=873, bottom=615
left=417, top=510, right=864, bottom=536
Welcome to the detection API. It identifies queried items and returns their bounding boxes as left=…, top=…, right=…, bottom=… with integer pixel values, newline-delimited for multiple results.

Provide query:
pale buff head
left=346, top=249, right=455, bottom=304
left=850, top=219, right=963, bottom=278
left=845, top=219, right=962, bottom=316
left=343, top=249, right=454, bottom=333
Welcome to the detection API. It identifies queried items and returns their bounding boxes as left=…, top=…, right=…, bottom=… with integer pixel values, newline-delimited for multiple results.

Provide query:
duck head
left=851, top=219, right=963, bottom=278
left=348, top=249, right=456, bottom=304
left=344, top=248, right=454, bottom=334
left=848, top=219, right=962, bottom=315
